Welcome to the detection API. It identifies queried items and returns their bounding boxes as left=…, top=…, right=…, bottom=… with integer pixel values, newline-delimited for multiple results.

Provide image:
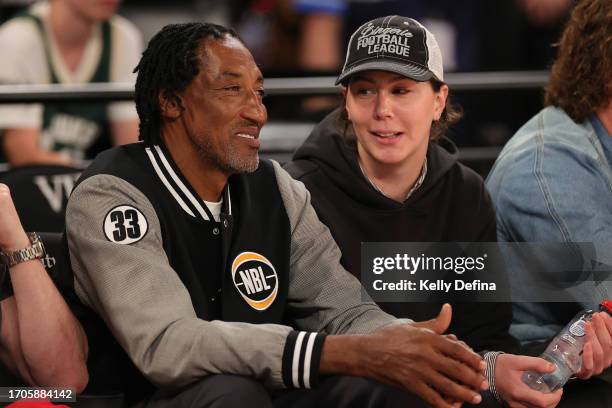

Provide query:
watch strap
left=0, top=233, right=45, bottom=267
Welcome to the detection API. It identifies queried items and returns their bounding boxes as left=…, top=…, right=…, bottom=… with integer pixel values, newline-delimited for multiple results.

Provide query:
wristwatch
left=0, top=233, right=45, bottom=267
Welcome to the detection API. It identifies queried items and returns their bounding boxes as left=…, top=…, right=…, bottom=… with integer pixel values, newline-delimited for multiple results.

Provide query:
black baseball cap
left=336, top=15, right=444, bottom=85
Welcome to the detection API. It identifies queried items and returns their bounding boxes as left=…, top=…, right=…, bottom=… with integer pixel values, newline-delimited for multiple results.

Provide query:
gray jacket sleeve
left=272, top=161, right=411, bottom=333
left=67, top=174, right=316, bottom=390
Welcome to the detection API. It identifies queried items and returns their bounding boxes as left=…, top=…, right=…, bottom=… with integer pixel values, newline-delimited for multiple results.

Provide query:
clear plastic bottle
left=522, top=301, right=612, bottom=393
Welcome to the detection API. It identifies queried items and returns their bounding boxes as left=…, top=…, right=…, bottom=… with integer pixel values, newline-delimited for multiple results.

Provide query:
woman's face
left=345, top=70, right=447, bottom=168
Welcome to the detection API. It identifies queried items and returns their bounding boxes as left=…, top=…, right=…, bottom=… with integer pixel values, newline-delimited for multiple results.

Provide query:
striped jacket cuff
left=282, top=331, right=326, bottom=389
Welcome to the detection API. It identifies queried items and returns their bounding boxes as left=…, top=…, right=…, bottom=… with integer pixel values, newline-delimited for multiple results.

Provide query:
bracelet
left=484, top=351, right=505, bottom=404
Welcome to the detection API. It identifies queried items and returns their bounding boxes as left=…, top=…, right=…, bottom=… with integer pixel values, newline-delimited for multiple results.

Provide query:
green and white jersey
left=0, top=1, right=142, bottom=160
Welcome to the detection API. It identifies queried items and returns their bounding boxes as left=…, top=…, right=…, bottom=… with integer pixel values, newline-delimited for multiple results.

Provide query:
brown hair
left=545, top=0, right=612, bottom=122
left=430, top=79, right=463, bottom=141
left=336, top=79, right=462, bottom=143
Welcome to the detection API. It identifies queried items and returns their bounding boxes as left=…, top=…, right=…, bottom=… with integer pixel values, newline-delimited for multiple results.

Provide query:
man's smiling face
left=176, top=36, right=267, bottom=175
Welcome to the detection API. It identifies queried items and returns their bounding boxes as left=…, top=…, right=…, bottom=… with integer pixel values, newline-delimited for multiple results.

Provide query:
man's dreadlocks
left=134, top=23, right=240, bottom=146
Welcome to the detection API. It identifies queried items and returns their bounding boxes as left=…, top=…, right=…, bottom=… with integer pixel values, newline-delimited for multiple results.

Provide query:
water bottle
left=522, top=300, right=612, bottom=393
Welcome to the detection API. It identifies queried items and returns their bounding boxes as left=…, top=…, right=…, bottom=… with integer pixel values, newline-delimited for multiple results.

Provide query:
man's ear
left=158, top=90, right=182, bottom=119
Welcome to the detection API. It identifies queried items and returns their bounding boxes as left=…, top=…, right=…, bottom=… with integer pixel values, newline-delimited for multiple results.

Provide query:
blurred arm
left=111, top=119, right=139, bottom=146
left=3, top=128, right=74, bottom=167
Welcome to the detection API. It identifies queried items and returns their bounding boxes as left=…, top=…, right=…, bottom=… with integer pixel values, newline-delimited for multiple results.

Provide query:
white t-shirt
left=204, top=199, right=223, bottom=222
left=0, top=1, right=142, bottom=130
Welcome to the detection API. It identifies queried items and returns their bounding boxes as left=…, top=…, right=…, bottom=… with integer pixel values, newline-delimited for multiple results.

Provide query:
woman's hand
left=495, top=354, right=563, bottom=408
left=576, top=312, right=612, bottom=379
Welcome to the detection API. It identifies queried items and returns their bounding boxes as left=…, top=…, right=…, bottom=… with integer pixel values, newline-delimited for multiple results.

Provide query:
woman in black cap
left=286, top=15, right=563, bottom=408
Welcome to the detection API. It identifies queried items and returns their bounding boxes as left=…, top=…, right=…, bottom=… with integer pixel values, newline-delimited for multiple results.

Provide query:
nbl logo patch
left=231, top=252, right=278, bottom=311
left=103, top=205, right=148, bottom=244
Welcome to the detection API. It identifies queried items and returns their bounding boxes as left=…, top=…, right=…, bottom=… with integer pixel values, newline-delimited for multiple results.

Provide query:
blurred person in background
left=0, top=0, right=142, bottom=167
left=292, top=0, right=345, bottom=117
left=475, top=0, right=573, bottom=146
left=480, top=0, right=571, bottom=72
left=0, top=183, right=88, bottom=391
left=486, top=0, right=612, bottom=404
left=231, top=0, right=299, bottom=72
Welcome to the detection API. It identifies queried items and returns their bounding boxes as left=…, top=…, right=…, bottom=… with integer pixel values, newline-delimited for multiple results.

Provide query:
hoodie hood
left=292, top=108, right=459, bottom=209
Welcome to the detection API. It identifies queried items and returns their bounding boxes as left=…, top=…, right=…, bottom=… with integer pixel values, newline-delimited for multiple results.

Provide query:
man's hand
left=0, top=184, right=29, bottom=252
left=363, top=304, right=488, bottom=407
left=495, top=354, right=563, bottom=408
left=321, top=304, right=488, bottom=408
left=576, top=312, right=612, bottom=379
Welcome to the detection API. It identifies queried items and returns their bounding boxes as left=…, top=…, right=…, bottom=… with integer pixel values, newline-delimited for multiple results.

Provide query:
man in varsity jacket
left=65, top=23, right=489, bottom=408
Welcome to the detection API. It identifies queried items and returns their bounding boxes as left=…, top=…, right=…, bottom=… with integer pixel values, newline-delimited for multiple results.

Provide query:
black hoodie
left=285, top=109, right=518, bottom=353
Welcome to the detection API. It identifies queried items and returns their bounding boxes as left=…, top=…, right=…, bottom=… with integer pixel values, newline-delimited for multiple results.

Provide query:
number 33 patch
left=103, top=205, right=148, bottom=244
